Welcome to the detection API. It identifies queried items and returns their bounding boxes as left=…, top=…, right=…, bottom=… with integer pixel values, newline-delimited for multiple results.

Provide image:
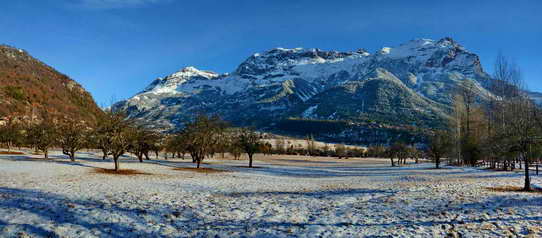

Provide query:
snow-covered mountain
left=113, top=37, right=496, bottom=143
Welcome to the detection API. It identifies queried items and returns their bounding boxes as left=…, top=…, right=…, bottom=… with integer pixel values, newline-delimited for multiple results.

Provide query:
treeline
left=444, top=54, right=542, bottom=191
left=269, top=137, right=366, bottom=158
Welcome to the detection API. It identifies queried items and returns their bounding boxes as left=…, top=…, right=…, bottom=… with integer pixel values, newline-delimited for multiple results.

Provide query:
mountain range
left=112, top=37, right=498, bottom=144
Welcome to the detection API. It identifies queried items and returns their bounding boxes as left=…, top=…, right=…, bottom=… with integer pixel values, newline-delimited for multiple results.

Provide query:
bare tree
left=130, top=126, right=160, bottom=162
left=26, top=117, right=57, bottom=159
left=236, top=128, right=261, bottom=168
left=57, top=119, right=88, bottom=162
left=427, top=130, right=452, bottom=169
left=95, top=111, right=132, bottom=171
left=387, top=143, right=409, bottom=167
left=182, top=115, right=226, bottom=168
left=0, top=117, right=21, bottom=152
left=93, top=113, right=115, bottom=160
left=500, top=96, right=538, bottom=191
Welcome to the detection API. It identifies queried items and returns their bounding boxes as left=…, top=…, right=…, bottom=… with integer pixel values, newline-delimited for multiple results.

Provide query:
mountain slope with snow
left=113, top=38, right=497, bottom=144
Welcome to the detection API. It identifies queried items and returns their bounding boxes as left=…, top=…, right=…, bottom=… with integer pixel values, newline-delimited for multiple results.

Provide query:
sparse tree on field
left=57, top=119, right=88, bottom=161
left=427, top=131, right=452, bottom=169
left=130, top=126, right=160, bottom=162
left=26, top=117, right=57, bottom=159
left=236, top=128, right=261, bottom=168
left=182, top=115, right=226, bottom=168
left=409, top=146, right=422, bottom=164
left=500, top=96, right=539, bottom=191
left=150, top=134, right=164, bottom=159
left=229, top=141, right=243, bottom=160
left=387, top=143, right=409, bottom=167
left=93, top=114, right=115, bottom=160
left=96, top=111, right=132, bottom=171
left=0, top=117, right=21, bottom=152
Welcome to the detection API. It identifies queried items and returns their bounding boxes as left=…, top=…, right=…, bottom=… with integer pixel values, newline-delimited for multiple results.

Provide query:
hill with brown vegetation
left=0, top=45, right=102, bottom=122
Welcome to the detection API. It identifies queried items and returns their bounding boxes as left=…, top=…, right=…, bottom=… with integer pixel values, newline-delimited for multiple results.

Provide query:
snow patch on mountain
left=302, top=105, right=319, bottom=119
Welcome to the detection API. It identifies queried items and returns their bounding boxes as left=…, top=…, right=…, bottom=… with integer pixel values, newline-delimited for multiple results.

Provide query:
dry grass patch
left=234, top=166, right=265, bottom=169
left=172, top=167, right=229, bottom=174
left=93, top=168, right=152, bottom=176
left=0, top=151, right=25, bottom=155
left=487, top=186, right=542, bottom=194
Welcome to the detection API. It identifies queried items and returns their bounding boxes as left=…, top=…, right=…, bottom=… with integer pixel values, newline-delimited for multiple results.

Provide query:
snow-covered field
left=0, top=151, right=541, bottom=238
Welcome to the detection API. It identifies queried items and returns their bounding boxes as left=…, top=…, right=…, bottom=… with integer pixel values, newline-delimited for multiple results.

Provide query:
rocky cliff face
left=113, top=38, right=496, bottom=144
left=0, top=45, right=102, bottom=122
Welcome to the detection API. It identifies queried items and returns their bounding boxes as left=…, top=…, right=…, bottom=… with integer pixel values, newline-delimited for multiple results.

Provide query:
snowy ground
left=0, top=151, right=541, bottom=238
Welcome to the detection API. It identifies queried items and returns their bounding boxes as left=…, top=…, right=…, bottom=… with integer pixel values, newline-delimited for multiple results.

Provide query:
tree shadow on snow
left=0, top=187, right=189, bottom=237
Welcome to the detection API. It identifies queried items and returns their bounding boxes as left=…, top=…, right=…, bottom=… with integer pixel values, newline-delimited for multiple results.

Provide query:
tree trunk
left=114, top=158, right=120, bottom=171
left=197, top=159, right=201, bottom=169
left=70, top=151, right=75, bottom=162
left=390, top=158, right=395, bottom=167
left=524, top=156, right=531, bottom=191
left=436, top=157, right=440, bottom=169
left=138, top=153, right=143, bottom=163
left=248, top=154, right=253, bottom=168
left=44, top=149, right=48, bottom=159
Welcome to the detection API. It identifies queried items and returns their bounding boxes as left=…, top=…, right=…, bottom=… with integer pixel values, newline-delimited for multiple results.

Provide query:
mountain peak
left=170, top=66, right=218, bottom=80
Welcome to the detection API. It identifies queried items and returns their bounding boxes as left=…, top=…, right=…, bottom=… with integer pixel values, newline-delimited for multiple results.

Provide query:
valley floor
left=0, top=151, right=541, bottom=238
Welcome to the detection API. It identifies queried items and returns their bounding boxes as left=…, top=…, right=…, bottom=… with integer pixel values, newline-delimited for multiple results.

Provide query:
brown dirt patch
left=172, top=167, right=229, bottom=174
left=93, top=168, right=152, bottom=175
left=0, top=151, right=25, bottom=155
left=486, top=186, right=542, bottom=194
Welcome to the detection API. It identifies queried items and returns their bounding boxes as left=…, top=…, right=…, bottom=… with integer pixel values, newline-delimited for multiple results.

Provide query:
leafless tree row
left=0, top=112, right=267, bottom=171
left=448, top=53, right=541, bottom=191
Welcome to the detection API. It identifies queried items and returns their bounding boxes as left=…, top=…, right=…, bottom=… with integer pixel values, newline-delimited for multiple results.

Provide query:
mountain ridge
left=112, top=37, right=505, bottom=144
left=0, top=44, right=103, bottom=123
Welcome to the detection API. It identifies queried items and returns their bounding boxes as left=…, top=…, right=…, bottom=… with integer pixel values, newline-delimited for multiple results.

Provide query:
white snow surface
left=1, top=151, right=541, bottom=237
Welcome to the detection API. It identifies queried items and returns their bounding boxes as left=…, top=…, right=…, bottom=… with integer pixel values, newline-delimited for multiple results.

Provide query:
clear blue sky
left=1, top=0, right=541, bottom=106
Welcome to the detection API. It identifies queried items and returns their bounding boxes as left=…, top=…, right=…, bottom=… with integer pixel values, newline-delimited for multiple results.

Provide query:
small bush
left=4, top=86, right=25, bottom=101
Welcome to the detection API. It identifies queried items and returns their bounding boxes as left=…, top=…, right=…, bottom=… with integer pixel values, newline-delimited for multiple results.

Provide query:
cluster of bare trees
left=0, top=112, right=268, bottom=171
left=383, top=142, right=424, bottom=167
left=449, top=54, right=541, bottom=191
left=158, top=115, right=270, bottom=168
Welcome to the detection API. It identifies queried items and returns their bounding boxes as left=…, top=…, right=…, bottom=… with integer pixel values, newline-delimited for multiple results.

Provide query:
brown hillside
left=0, top=45, right=103, bottom=122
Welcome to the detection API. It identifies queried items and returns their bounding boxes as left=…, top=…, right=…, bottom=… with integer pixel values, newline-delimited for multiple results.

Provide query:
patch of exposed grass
left=0, top=151, right=25, bottom=155
left=172, top=167, right=229, bottom=174
left=93, top=168, right=152, bottom=176
left=487, top=186, right=542, bottom=194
